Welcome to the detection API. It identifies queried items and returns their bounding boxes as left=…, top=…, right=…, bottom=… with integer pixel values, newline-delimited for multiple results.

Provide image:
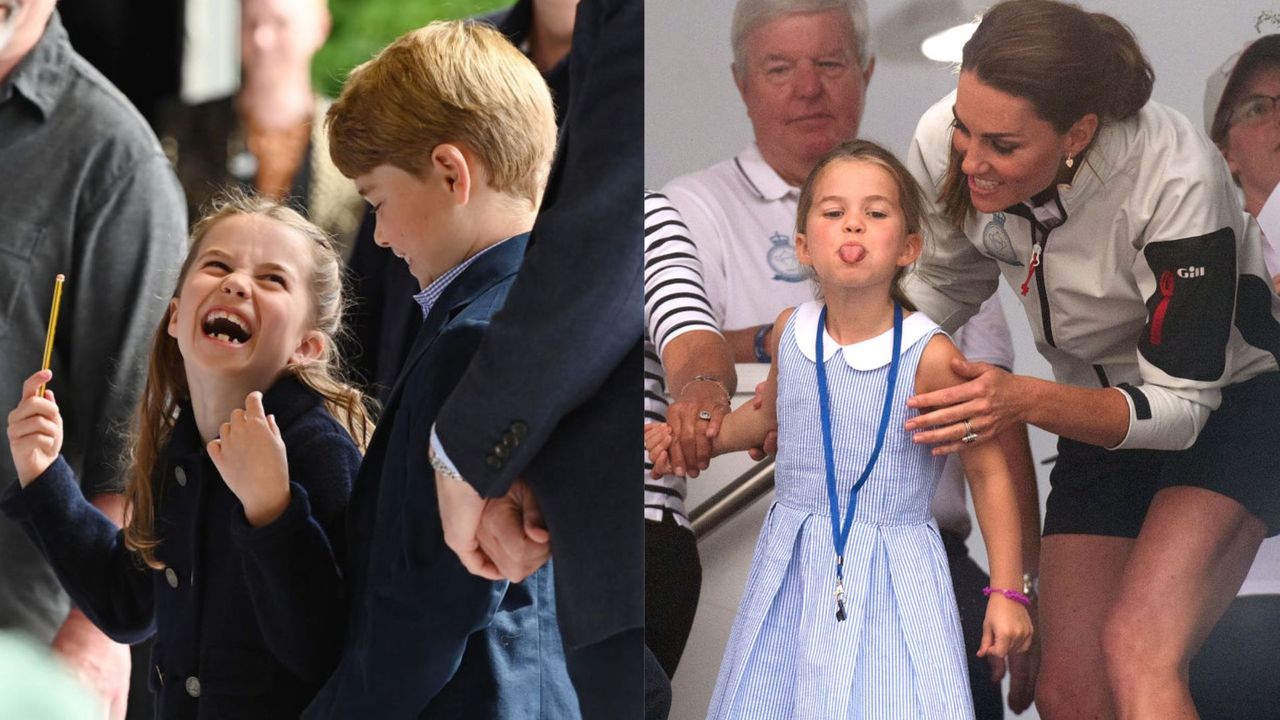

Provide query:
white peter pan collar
left=793, top=301, right=939, bottom=370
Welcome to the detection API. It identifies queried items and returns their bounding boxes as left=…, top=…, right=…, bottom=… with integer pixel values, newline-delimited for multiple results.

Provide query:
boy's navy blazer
left=307, top=233, right=578, bottom=719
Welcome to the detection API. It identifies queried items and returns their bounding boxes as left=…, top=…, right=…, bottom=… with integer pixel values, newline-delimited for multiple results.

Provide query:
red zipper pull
left=1149, top=271, right=1175, bottom=345
left=1020, top=244, right=1042, bottom=296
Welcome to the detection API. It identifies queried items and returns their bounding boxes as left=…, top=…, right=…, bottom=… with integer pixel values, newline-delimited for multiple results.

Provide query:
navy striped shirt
left=643, top=192, right=721, bottom=526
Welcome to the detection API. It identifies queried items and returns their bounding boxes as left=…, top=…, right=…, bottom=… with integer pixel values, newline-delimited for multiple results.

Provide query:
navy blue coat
left=434, top=0, right=644, bottom=656
left=306, top=234, right=579, bottom=719
left=0, top=377, right=359, bottom=719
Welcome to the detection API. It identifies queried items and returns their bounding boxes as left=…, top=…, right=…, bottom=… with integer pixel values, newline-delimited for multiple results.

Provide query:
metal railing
left=689, top=458, right=775, bottom=540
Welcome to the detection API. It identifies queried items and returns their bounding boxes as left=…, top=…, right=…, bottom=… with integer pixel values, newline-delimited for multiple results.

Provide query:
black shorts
left=1043, top=371, right=1280, bottom=538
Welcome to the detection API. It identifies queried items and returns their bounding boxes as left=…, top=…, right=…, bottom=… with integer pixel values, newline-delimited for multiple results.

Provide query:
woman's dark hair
left=940, top=0, right=1154, bottom=230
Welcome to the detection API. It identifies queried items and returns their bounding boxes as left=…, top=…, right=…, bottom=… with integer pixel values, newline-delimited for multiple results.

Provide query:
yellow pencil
left=36, top=274, right=65, bottom=397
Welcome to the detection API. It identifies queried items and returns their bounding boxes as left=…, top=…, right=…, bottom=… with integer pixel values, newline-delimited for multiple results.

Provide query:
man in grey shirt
left=0, top=1, right=186, bottom=715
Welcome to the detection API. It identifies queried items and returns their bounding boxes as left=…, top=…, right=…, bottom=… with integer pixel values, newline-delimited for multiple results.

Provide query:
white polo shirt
left=661, top=144, right=816, bottom=332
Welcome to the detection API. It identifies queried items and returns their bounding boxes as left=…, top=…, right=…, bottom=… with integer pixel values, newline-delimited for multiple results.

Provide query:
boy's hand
left=644, top=422, right=674, bottom=477
left=977, top=594, right=1034, bottom=660
left=208, top=391, right=290, bottom=527
left=8, top=369, right=64, bottom=486
left=437, top=471, right=503, bottom=580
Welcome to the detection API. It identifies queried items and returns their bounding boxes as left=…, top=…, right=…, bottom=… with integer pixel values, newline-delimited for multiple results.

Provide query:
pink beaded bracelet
left=983, top=586, right=1032, bottom=607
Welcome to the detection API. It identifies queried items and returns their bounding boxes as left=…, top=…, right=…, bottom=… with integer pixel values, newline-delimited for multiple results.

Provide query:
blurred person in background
left=157, top=0, right=364, bottom=256
left=1190, top=34, right=1280, bottom=720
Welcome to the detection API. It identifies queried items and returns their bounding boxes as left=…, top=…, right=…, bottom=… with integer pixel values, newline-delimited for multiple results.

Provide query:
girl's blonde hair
left=794, top=139, right=923, bottom=311
left=123, top=190, right=375, bottom=568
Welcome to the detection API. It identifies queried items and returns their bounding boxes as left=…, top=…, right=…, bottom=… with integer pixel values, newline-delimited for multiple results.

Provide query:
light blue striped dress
left=707, top=301, right=974, bottom=720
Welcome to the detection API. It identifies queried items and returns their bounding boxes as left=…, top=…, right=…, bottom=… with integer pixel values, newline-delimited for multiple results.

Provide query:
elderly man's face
left=735, top=9, right=872, bottom=186
left=241, top=0, right=330, bottom=80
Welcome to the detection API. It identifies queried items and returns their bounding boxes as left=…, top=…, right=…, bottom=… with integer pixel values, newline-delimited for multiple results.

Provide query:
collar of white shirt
left=735, top=143, right=799, bottom=202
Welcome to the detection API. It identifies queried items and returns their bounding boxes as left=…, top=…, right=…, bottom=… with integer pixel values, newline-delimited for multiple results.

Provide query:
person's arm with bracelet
left=644, top=192, right=736, bottom=478
left=659, top=334, right=735, bottom=478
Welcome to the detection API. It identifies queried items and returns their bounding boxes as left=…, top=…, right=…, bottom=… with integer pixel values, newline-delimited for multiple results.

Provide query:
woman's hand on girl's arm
left=906, top=355, right=1131, bottom=452
left=904, top=357, right=1028, bottom=455
left=208, top=391, right=290, bottom=527
left=8, top=370, right=63, bottom=486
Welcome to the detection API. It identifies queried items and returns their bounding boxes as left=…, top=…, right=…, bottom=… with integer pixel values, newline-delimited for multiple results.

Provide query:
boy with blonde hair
left=305, top=20, right=578, bottom=719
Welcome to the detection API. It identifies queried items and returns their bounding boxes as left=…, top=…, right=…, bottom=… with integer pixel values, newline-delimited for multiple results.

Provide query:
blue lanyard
left=815, top=302, right=902, bottom=621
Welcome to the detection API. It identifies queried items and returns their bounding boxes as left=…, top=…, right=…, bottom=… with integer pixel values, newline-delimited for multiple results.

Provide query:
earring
left=1065, top=153, right=1075, bottom=169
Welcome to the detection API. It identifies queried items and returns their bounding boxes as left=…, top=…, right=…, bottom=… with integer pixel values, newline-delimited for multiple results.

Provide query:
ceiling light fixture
left=921, top=21, right=980, bottom=63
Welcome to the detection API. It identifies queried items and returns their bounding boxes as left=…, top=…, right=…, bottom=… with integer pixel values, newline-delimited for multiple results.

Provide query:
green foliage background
left=313, top=0, right=513, bottom=97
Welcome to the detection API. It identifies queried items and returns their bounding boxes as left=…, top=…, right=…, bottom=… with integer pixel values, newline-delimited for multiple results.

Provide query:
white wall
left=646, top=2, right=1268, bottom=718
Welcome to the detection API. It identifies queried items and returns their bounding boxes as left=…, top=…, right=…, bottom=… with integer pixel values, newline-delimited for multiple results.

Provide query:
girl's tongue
left=839, top=244, right=866, bottom=263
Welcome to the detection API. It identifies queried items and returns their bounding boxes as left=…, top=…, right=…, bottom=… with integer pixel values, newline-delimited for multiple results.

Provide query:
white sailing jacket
left=903, top=91, right=1280, bottom=451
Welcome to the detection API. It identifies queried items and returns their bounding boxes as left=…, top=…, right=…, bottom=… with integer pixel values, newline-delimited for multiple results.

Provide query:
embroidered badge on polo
left=767, top=231, right=806, bottom=282
left=982, top=212, right=1022, bottom=266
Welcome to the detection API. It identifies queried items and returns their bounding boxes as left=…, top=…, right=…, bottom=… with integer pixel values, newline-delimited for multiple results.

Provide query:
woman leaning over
left=899, top=1, right=1280, bottom=718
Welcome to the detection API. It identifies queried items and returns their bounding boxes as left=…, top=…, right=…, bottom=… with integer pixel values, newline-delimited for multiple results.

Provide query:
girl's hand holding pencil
left=7, top=369, right=64, bottom=487
left=9, top=275, right=67, bottom=487
left=208, top=391, right=290, bottom=527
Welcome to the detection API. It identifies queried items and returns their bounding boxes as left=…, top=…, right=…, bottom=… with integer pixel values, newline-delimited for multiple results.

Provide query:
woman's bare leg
left=1036, top=534, right=1135, bottom=720
left=1102, top=486, right=1265, bottom=720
